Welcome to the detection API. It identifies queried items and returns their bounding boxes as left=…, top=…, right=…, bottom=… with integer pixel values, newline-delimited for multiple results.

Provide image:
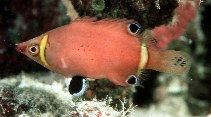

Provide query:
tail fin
left=146, top=48, right=191, bottom=75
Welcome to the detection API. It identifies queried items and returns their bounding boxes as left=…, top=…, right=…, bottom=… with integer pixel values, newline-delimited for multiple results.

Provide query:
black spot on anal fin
left=68, top=75, right=87, bottom=96
left=126, top=75, right=141, bottom=86
left=127, top=76, right=136, bottom=84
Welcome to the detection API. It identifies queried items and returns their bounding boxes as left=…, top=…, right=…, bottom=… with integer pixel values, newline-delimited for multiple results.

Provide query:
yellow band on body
left=137, top=43, right=148, bottom=74
left=39, top=34, right=50, bottom=68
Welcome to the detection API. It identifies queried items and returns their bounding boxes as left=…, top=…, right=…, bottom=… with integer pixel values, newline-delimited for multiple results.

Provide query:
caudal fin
left=146, top=49, right=191, bottom=75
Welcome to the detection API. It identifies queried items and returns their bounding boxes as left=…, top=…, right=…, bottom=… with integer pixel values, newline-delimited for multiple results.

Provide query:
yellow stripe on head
left=39, top=34, right=50, bottom=68
left=137, top=43, right=148, bottom=75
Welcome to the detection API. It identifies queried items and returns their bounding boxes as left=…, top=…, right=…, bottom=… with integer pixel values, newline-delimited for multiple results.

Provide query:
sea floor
left=131, top=95, right=190, bottom=117
left=0, top=72, right=209, bottom=117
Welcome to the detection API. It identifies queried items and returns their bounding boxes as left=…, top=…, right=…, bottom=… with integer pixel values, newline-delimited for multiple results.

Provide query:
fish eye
left=128, top=22, right=142, bottom=35
left=28, top=43, right=40, bottom=56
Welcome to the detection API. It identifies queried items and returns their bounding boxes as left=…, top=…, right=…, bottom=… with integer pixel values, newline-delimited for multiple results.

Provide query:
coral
left=155, top=0, right=211, bottom=116
left=70, top=0, right=178, bottom=29
left=71, top=98, right=135, bottom=116
left=185, top=0, right=211, bottom=115
left=2, top=0, right=210, bottom=116
left=84, top=79, right=134, bottom=110
left=61, top=0, right=79, bottom=20
left=91, top=0, right=105, bottom=11
left=0, top=73, right=135, bottom=116
left=152, top=0, right=198, bottom=49
left=0, top=73, right=73, bottom=116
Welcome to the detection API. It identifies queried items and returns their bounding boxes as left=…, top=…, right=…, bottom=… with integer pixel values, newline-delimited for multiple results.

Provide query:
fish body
left=16, top=17, right=191, bottom=87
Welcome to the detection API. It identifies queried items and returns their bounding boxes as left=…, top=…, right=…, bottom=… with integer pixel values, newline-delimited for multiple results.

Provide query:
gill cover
left=39, top=34, right=50, bottom=68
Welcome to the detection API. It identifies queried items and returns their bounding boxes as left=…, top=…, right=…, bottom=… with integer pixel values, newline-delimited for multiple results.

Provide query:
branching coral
left=70, top=0, right=178, bottom=29
left=152, top=0, right=198, bottom=49
left=91, top=0, right=105, bottom=11
left=61, top=0, right=79, bottom=20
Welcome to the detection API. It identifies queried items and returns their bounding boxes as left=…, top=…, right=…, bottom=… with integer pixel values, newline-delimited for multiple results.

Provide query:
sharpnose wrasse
left=16, top=17, right=191, bottom=96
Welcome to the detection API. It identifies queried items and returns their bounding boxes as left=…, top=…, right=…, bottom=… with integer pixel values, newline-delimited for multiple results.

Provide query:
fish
left=16, top=17, right=191, bottom=96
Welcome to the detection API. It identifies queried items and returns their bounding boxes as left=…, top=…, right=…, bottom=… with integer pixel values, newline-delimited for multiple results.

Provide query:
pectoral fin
left=139, top=30, right=158, bottom=48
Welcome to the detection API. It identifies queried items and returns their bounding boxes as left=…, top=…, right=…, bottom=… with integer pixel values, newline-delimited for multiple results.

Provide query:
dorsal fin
left=74, top=16, right=97, bottom=22
left=74, top=16, right=134, bottom=26
left=72, top=16, right=140, bottom=37
left=95, top=18, right=134, bottom=25
left=95, top=18, right=142, bottom=37
left=146, top=48, right=191, bottom=75
left=94, top=18, right=134, bottom=30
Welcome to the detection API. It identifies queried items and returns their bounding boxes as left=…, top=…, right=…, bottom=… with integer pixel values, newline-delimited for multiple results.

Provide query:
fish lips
left=16, top=42, right=27, bottom=54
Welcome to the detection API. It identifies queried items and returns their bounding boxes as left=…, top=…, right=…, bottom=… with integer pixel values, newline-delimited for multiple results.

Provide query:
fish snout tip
left=16, top=42, right=27, bottom=54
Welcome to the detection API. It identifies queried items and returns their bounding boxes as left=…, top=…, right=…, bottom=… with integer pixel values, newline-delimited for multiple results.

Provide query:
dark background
left=0, top=0, right=211, bottom=116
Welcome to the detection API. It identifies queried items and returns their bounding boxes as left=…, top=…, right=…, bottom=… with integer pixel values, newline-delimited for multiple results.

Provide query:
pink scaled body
left=45, top=18, right=141, bottom=85
left=16, top=17, right=191, bottom=87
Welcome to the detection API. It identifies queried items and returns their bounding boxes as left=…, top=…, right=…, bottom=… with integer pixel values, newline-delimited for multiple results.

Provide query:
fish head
left=16, top=34, right=51, bottom=69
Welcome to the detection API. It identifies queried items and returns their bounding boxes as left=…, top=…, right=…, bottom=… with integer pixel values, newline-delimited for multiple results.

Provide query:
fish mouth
left=16, top=42, right=27, bottom=54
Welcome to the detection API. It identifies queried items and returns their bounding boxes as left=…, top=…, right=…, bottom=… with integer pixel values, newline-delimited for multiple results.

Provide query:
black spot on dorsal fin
left=75, top=16, right=97, bottom=22
left=128, top=21, right=142, bottom=35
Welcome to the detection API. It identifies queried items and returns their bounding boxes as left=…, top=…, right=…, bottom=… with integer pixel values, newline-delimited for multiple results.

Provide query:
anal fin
left=65, top=75, right=88, bottom=96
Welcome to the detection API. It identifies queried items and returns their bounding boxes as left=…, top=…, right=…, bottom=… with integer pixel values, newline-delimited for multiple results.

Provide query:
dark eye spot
left=128, top=22, right=141, bottom=35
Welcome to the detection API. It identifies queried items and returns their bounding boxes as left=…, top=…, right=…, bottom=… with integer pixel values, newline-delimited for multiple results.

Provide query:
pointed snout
left=16, top=42, right=27, bottom=54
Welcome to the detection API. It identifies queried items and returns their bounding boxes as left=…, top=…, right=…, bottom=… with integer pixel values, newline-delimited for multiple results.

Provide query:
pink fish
left=16, top=17, right=191, bottom=96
